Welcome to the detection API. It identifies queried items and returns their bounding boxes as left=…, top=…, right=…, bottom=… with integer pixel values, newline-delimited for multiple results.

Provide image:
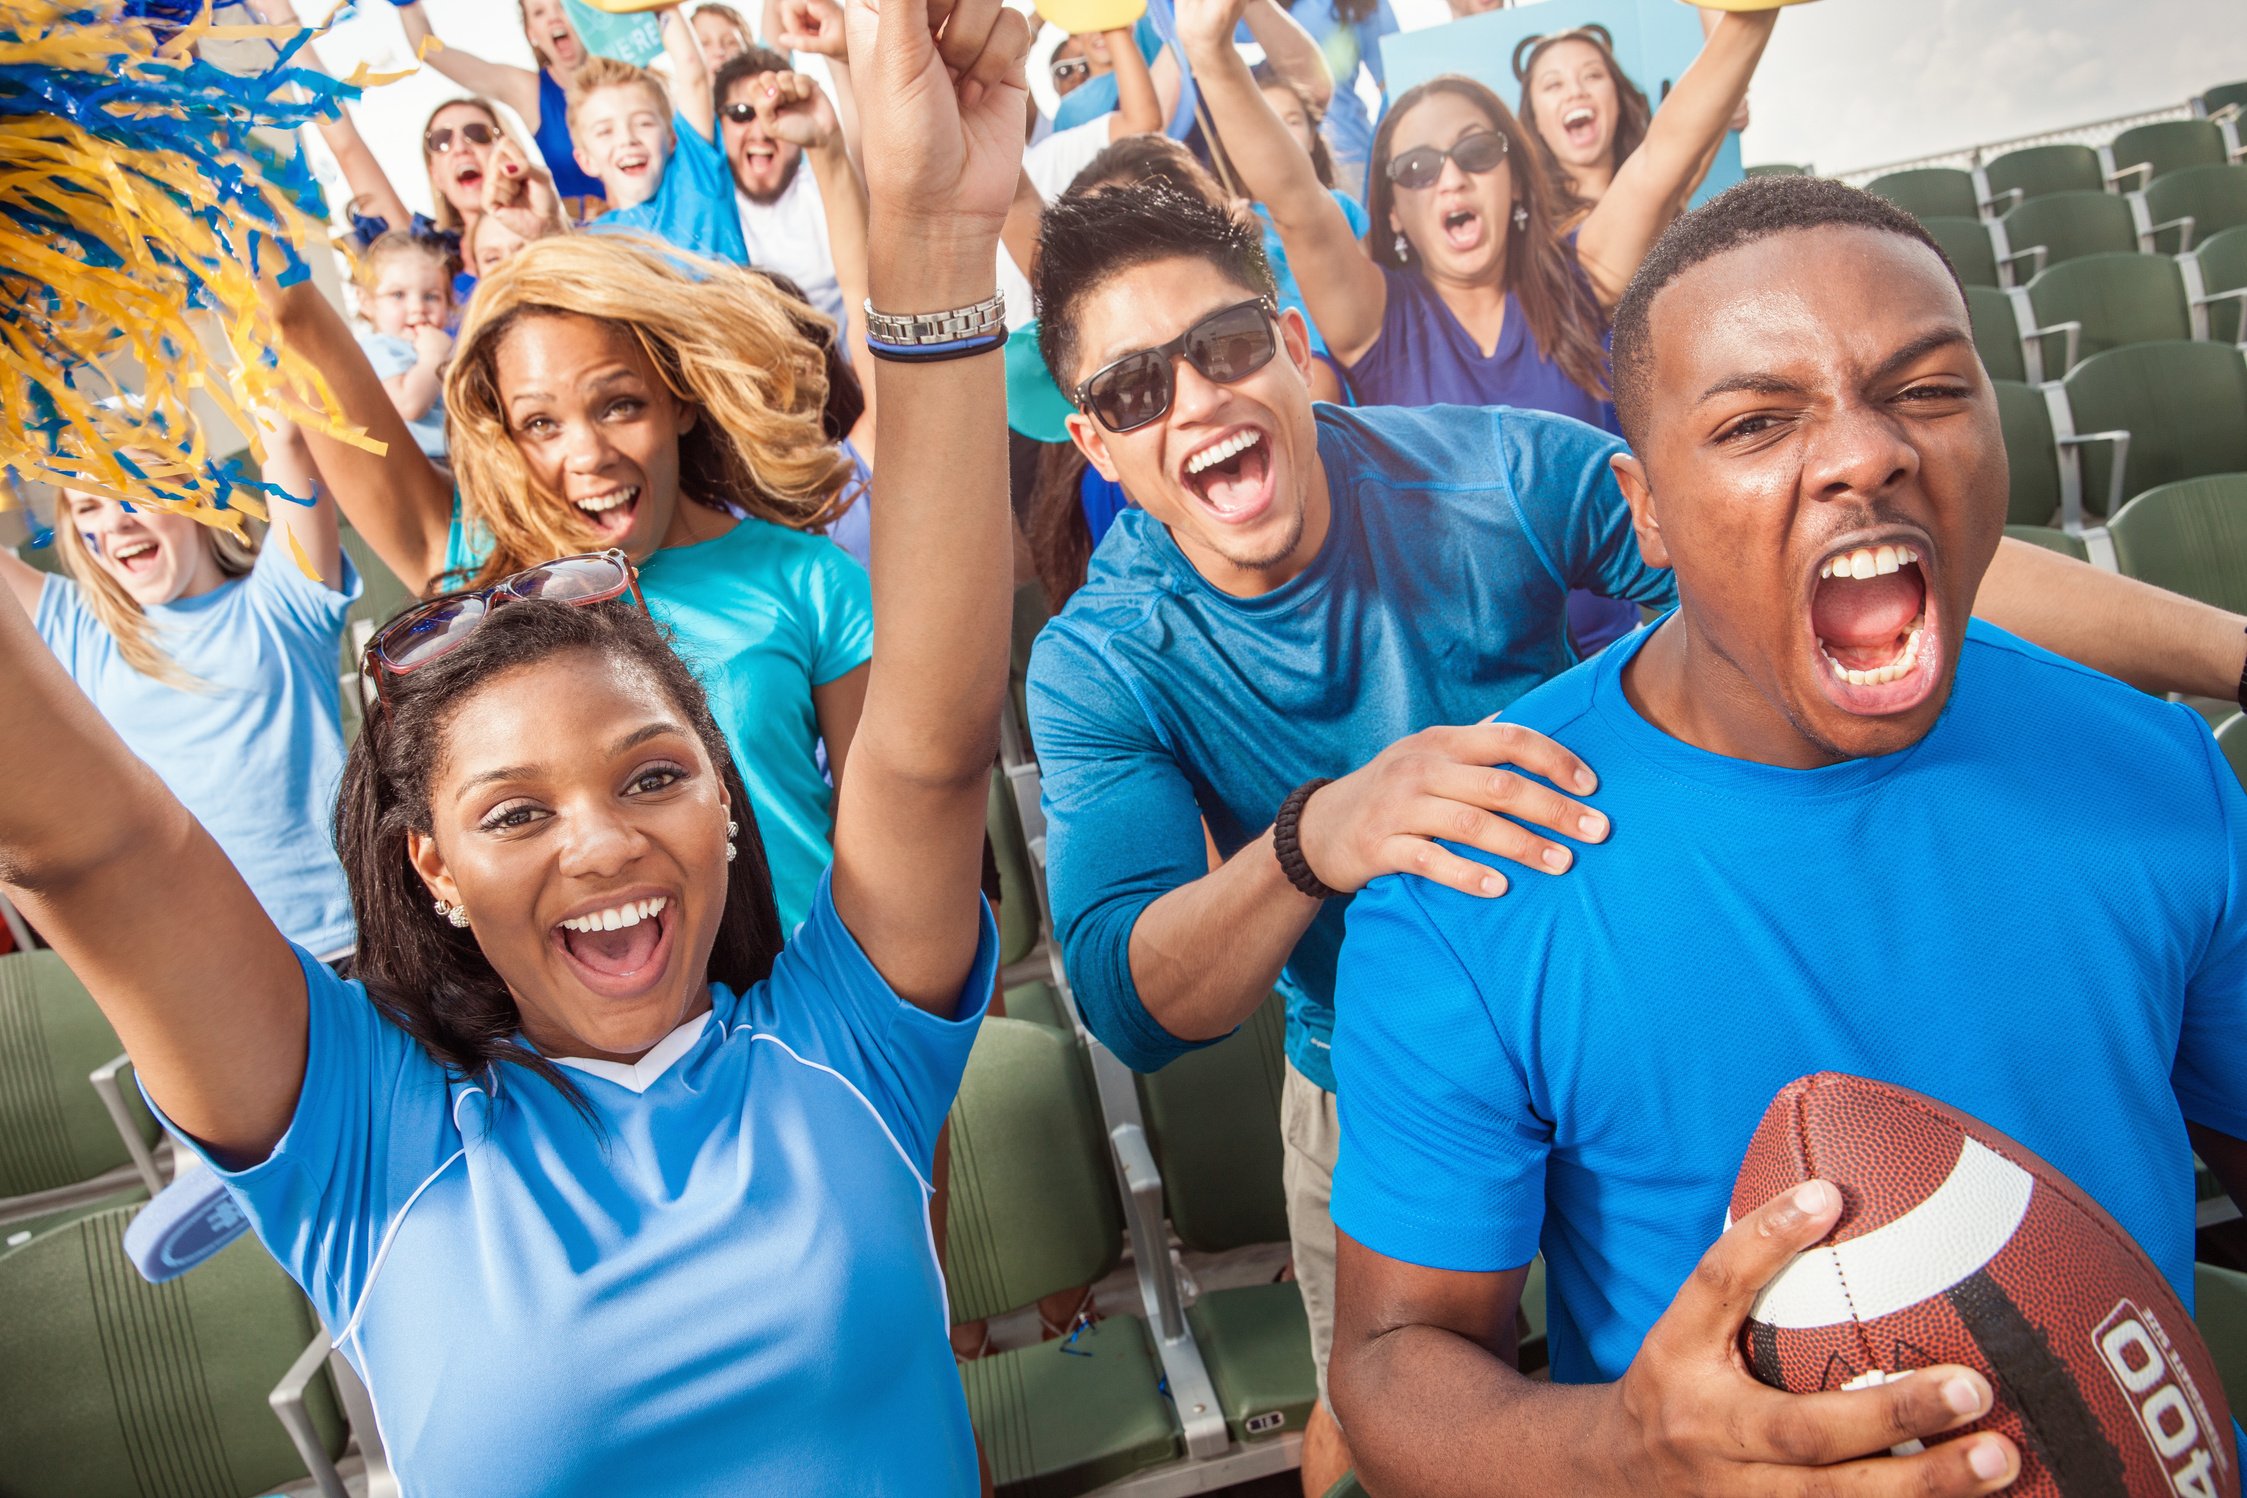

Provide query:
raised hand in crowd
left=479, top=134, right=565, bottom=244
left=776, top=0, right=849, bottom=59
left=751, top=67, right=877, bottom=411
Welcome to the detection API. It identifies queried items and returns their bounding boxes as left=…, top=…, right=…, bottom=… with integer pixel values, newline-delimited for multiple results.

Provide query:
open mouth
left=553, top=894, right=674, bottom=999
left=109, top=536, right=159, bottom=574
left=550, top=26, right=580, bottom=58
left=455, top=164, right=485, bottom=190
left=614, top=150, right=652, bottom=178
left=1561, top=105, right=1598, bottom=149
left=1440, top=207, right=1484, bottom=252
left=1809, top=540, right=1939, bottom=713
left=1179, top=427, right=1274, bottom=525
left=576, top=484, right=642, bottom=539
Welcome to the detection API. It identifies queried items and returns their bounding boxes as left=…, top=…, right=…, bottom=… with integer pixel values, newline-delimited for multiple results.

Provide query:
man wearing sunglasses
left=1023, top=179, right=2247, bottom=1498
left=714, top=47, right=862, bottom=327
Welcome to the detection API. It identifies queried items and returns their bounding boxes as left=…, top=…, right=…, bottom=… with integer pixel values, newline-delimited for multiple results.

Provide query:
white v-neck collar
left=550, top=1012, right=712, bottom=1095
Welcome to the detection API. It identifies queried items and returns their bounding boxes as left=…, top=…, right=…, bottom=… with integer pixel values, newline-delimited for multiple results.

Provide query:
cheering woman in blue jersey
left=0, top=0, right=1027, bottom=1490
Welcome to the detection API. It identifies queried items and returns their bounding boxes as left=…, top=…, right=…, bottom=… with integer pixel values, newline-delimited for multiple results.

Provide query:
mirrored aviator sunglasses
left=1385, top=129, right=1510, bottom=191
left=425, top=121, right=497, bottom=155
left=364, top=550, right=644, bottom=706
left=1074, top=297, right=1280, bottom=435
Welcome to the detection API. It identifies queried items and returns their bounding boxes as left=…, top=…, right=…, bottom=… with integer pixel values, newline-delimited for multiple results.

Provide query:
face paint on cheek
left=82, top=533, right=100, bottom=555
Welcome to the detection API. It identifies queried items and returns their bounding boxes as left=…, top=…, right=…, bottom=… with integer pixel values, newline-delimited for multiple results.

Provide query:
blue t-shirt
left=441, top=504, right=873, bottom=933
left=592, top=112, right=749, bottom=265
left=1350, top=263, right=1615, bottom=432
left=1026, top=403, right=1675, bottom=1090
left=355, top=330, right=448, bottom=459
left=535, top=68, right=609, bottom=205
left=1332, top=620, right=2247, bottom=1387
left=35, top=538, right=360, bottom=957
left=150, top=874, right=996, bottom=1495
left=1255, top=192, right=1369, bottom=359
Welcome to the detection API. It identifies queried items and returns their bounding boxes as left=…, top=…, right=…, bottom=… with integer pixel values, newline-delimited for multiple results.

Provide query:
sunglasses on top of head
left=1384, top=129, right=1509, bottom=191
left=360, top=550, right=644, bottom=716
left=425, top=121, right=497, bottom=156
left=1073, top=297, right=1281, bottom=435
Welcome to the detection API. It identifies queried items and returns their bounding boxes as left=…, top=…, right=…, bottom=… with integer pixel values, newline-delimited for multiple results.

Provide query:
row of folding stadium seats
left=1957, top=241, right=2244, bottom=386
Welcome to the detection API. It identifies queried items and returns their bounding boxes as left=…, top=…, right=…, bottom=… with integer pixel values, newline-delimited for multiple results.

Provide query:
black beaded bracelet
left=1273, top=777, right=1341, bottom=901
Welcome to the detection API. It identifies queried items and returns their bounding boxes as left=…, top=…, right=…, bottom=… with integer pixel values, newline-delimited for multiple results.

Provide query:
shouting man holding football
left=1325, top=174, right=2247, bottom=1495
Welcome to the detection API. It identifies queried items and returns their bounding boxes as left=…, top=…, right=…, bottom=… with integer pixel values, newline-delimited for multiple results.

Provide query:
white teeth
left=1186, top=430, right=1261, bottom=476
left=1818, top=543, right=1921, bottom=580
left=559, top=895, right=668, bottom=934
left=111, top=540, right=157, bottom=561
left=1563, top=107, right=1594, bottom=128
left=577, top=486, right=639, bottom=514
left=1821, top=621, right=1924, bottom=688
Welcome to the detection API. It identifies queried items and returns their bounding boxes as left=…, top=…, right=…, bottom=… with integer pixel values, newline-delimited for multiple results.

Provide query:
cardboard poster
left=562, top=0, right=665, bottom=67
left=1379, top=0, right=1741, bottom=210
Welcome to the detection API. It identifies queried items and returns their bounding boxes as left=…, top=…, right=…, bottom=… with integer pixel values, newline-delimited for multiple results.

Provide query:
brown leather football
left=1733, top=1072, right=2237, bottom=1497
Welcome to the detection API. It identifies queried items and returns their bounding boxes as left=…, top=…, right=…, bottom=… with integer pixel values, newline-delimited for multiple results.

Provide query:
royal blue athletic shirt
left=1332, top=619, right=2247, bottom=1387
left=1027, top=402, right=1675, bottom=1091
left=1348, top=263, right=1617, bottom=434
left=534, top=68, right=609, bottom=205
left=150, top=873, right=996, bottom=1496
left=591, top=112, right=749, bottom=265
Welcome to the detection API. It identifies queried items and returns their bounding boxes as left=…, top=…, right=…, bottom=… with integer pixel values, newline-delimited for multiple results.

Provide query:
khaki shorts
left=1280, top=1059, right=1341, bottom=1406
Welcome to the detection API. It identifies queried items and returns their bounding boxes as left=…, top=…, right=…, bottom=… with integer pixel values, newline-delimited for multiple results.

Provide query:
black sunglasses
left=1385, top=129, right=1509, bottom=190
left=1073, top=298, right=1280, bottom=434
left=1052, top=57, right=1093, bottom=86
left=425, top=121, right=497, bottom=156
left=721, top=101, right=762, bottom=123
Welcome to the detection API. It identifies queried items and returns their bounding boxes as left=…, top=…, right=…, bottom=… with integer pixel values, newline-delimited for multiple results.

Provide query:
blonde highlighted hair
left=565, top=55, right=671, bottom=140
left=50, top=495, right=255, bottom=687
left=444, top=233, right=854, bottom=588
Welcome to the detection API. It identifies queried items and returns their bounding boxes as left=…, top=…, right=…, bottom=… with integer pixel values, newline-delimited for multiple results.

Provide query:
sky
left=286, top=0, right=2247, bottom=214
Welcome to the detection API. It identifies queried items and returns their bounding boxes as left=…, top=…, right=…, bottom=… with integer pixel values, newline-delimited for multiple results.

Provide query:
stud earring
left=1512, top=202, right=1530, bottom=233
left=725, top=818, right=740, bottom=864
left=1392, top=232, right=1410, bottom=261
left=433, top=898, right=470, bottom=929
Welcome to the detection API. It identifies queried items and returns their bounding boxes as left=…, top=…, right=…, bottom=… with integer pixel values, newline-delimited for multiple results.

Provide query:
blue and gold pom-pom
left=1, top=0, right=387, bottom=536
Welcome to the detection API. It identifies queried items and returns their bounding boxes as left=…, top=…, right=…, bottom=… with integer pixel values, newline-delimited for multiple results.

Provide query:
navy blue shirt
left=1027, top=403, right=1675, bottom=1089
left=1333, top=620, right=2247, bottom=1385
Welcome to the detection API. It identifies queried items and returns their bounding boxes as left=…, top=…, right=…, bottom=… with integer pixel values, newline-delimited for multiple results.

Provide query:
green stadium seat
left=2216, top=714, right=2247, bottom=788
left=2059, top=342, right=2247, bottom=516
left=2194, top=1261, right=2247, bottom=1422
left=2106, top=474, right=2247, bottom=612
left=1744, top=162, right=1809, bottom=178
left=1001, top=978, right=1069, bottom=1030
left=1995, top=191, right=2140, bottom=284
left=2107, top=119, right=2234, bottom=193
left=1865, top=167, right=1979, bottom=221
left=2021, top=253, right=2193, bottom=373
left=1324, top=1475, right=1368, bottom=1498
left=1923, top=216, right=1999, bottom=287
left=1982, top=143, right=2104, bottom=213
left=1993, top=381, right=2063, bottom=527
left=1965, top=285, right=2028, bottom=383
left=2001, top=525, right=2089, bottom=562
left=1135, top=996, right=1321, bottom=1447
left=2184, top=223, right=2247, bottom=344
left=337, top=524, right=416, bottom=673
left=1010, top=579, right=1053, bottom=750
left=0, top=1203, right=349, bottom=1498
left=2141, top=162, right=2247, bottom=253
left=946, top=1018, right=1178, bottom=1496
left=0, top=951, right=161, bottom=1211
left=2202, top=82, right=2247, bottom=120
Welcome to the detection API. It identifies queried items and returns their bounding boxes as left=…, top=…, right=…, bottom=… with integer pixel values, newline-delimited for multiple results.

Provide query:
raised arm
left=760, top=71, right=874, bottom=379
left=1574, top=9, right=1774, bottom=309
left=263, top=279, right=457, bottom=594
left=0, top=579, right=308, bottom=1163
left=1177, top=0, right=1387, bottom=361
left=1970, top=537, right=2247, bottom=701
left=659, top=5, right=718, bottom=141
left=1104, top=25, right=1164, bottom=139
left=775, top=0, right=866, bottom=165
left=826, top=0, right=1027, bottom=1011
left=1241, top=0, right=1332, bottom=110
left=252, top=411, right=345, bottom=588
left=249, top=0, right=411, bottom=233
left=394, top=2, right=544, bottom=121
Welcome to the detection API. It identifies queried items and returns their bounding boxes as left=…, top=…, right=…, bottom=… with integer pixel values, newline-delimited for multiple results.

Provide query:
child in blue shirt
left=351, top=231, right=453, bottom=460
left=573, top=13, right=748, bottom=265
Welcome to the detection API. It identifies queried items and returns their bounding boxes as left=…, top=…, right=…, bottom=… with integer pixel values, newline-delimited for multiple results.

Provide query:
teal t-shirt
left=590, top=112, right=750, bottom=266
left=444, top=504, right=873, bottom=931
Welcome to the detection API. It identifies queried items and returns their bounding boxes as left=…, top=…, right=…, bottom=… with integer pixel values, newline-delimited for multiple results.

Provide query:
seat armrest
left=270, top=1334, right=351, bottom=1498
left=1978, top=187, right=2024, bottom=216
left=88, top=1052, right=164, bottom=1195
left=2142, top=213, right=2195, bottom=255
left=2055, top=429, right=2133, bottom=524
left=2021, top=319, right=2080, bottom=379
left=2106, top=162, right=2152, bottom=192
left=2190, top=285, right=2247, bottom=346
left=1996, top=243, right=2047, bottom=284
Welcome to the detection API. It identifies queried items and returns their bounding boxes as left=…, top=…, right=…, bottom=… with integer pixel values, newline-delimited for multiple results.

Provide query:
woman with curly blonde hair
left=265, top=233, right=873, bottom=930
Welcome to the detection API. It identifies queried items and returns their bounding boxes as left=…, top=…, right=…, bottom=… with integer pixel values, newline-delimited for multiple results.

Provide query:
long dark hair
left=336, top=600, right=783, bottom=1112
left=1364, top=75, right=1613, bottom=403
left=1514, top=26, right=1654, bottom=230
left=1026, top=442, right=1094, bottom=609
left=1243, top=64, right=1337, bottom=191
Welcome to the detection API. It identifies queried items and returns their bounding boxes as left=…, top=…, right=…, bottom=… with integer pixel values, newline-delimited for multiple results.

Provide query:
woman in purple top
left=1177, top=0, right=1775, bottom=420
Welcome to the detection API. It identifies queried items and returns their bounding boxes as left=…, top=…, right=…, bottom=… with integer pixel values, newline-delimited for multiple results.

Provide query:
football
left=1732, top=1072, right=2237, bottom=1497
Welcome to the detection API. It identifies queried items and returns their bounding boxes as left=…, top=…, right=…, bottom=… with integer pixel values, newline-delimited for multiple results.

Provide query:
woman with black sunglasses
left=1177, top=0, right=1774, bottom=421
left=395, top=0, right=610, bottom=214
left=0, top=0, right=1025, bottom=1490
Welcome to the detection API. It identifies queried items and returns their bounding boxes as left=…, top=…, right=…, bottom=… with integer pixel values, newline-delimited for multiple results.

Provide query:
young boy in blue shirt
left=573, top=12, right=748, bottom=265
left=1325, top=175, right=2247, bottom=1497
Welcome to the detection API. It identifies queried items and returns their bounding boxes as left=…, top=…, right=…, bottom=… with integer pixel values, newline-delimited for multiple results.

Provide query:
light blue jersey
left=154, top=875, right=995, bottom=1496
left=592, top=112, right=750, bottom=265
left=35, top=538, right=360, bottom=956
left=1333, top=620, right=2247, bottom=1387
left=354, top=331, right=448, bottom=459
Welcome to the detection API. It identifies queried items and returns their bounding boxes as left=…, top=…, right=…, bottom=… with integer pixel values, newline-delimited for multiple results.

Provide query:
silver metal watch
left=862, top=290, right=1007, bottom=347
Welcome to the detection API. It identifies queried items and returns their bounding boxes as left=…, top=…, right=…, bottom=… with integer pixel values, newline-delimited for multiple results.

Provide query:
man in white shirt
left=715, top=47, right=845, bottom=325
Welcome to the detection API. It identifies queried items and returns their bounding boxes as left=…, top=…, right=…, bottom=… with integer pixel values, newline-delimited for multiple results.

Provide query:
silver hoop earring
left=1512, top=202, right=1530, bottom=233
left=433, top=898, right=470, bottom=929
left=1393, top=232, right=1410, bottom=261
left=725, top=818, right=740, bottom=864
